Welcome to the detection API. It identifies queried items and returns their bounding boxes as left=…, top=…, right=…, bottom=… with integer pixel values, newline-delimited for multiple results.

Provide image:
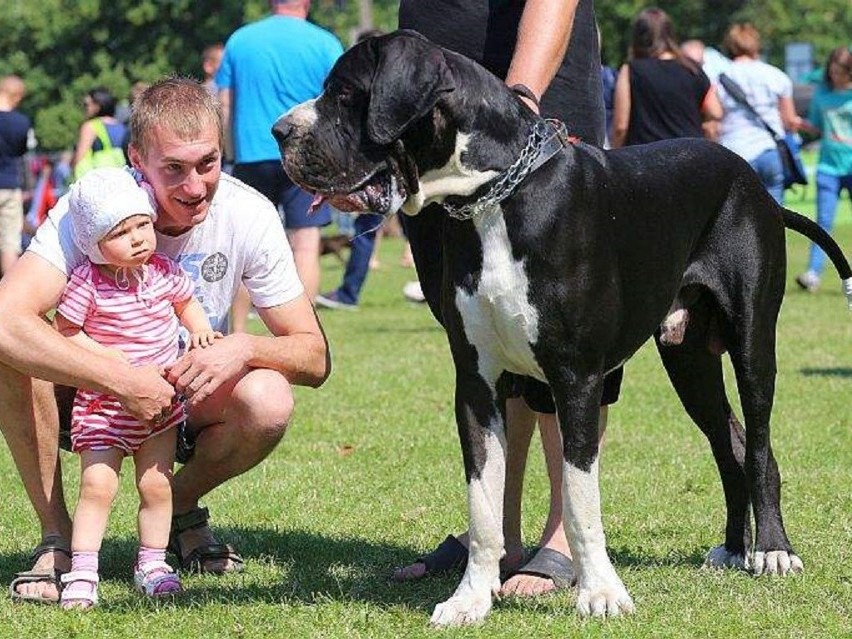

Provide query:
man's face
left=129, top=121, right=222, bottom=234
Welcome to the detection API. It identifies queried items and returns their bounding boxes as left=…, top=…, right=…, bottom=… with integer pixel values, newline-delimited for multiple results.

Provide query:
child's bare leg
left=133, top=428, right=181, bottom=595
left=61, top=449, right=122, bottom=610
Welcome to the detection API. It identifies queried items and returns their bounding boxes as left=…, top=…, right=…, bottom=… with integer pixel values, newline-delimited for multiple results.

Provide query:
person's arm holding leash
left=0, top=253, right=175, bottom=420
left=505, top=0, right=579, bottom=114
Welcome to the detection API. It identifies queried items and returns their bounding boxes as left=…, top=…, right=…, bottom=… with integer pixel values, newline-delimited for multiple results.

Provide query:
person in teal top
left=797, top=46, right=852, bottom=292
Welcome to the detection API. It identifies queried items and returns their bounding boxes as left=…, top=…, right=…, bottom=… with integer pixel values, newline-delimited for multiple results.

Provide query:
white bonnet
left=69, top=167, right=157, bottom=264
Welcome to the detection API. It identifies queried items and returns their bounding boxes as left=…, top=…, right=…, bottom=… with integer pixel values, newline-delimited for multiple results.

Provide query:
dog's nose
left=272, top=119, right=293, bottom=144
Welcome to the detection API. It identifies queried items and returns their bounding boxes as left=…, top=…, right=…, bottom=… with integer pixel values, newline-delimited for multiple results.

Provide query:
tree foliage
left=0, top=0, right=848, bottom=150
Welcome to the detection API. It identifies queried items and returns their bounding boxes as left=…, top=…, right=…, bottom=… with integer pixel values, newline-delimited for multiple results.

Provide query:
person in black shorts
left=392, top=0, right=625, bottom=597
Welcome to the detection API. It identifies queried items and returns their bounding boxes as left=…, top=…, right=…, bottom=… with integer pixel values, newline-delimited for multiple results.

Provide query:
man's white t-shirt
left=28, top=172, right=303, bottom=333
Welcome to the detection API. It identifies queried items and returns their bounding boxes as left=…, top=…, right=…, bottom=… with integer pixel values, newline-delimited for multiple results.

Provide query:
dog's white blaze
left=405, top=133, right=498, bottom=215
left=431, top=406, right=505, bottom=626
left=282, top=98, right=318, bottom=128
left=455, top=209, right=544, bottom=381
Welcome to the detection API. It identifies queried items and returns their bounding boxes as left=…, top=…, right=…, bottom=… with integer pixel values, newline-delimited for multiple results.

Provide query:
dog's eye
left=337, top=84, right=356, bottom=106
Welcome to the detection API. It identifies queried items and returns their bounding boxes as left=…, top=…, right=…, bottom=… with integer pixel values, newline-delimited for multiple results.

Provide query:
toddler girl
left=55, top=167, right=220, bottom=609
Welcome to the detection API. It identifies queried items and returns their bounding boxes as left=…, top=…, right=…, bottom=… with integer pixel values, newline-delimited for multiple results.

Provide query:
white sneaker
left=402, top=280, right=426, bottom=303
left=795, top=271, right=820, bottom=292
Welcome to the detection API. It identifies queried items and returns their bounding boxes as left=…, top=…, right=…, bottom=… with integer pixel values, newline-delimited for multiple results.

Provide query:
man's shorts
left=233, top=161, right=332, bottom=229
left=508, top=367, right=624, bottom=414
left=0, top=188, right=24, bottom=255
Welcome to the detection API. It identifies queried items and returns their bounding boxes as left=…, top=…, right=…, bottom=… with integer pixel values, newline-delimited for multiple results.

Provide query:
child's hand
left=190, top=330, right=223, bottom=350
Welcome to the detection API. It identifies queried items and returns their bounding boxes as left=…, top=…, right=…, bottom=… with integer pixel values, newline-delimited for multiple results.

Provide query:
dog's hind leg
left=430, top=367, right=507, bottom=627
left=725, top=302, right=803, bottom=576
left=654, top=325, right=752, bottom=569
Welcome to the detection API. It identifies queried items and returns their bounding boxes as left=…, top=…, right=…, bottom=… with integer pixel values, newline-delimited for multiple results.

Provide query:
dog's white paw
left=575, top=579, right=634, bottom=618
left=430, top=592, right=493, bottom=627
left=703, top=545, right=747, bottom=571
left=752, top=550, right=804, bottom=576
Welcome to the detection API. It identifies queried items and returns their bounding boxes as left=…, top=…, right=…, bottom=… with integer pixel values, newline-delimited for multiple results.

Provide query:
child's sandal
left=134, top=560, right=182, bottom=596
left=59, top=570, right=99, bottom=610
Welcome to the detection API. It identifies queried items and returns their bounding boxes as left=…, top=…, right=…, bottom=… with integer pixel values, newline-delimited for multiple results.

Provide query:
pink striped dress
left=56, top=252, right=194, bottom=454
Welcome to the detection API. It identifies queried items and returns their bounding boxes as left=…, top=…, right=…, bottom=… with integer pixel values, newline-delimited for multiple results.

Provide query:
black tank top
left=625, top=58, right=711, bottom=145
left=398, top=0, right=605, bottom=146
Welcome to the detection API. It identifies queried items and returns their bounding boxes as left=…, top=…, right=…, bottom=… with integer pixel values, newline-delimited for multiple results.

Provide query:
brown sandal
left=9, top=535, right=72, bottom=604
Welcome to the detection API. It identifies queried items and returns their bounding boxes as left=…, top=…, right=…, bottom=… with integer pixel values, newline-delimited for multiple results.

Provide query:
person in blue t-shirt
left=0, top=74, right=32, bottom=276
left=216, top=0, right=343, bottom=307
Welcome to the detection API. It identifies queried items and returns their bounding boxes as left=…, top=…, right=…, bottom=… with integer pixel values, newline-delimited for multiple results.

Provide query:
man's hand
left=118, top=364, right=177, bottom=422
left=165, top=333, right=250, bottom=406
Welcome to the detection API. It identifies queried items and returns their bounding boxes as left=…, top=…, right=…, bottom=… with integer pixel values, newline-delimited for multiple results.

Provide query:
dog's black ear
left=367, top=33, right=456, bottom=146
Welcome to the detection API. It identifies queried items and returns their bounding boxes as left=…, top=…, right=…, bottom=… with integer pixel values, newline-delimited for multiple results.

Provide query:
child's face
left=98, top=214, right=156, bottom=268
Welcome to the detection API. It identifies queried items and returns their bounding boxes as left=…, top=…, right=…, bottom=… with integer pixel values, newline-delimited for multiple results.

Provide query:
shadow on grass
left=800, top=367, right=852, bottom=378
left=608, top=545, right=711, bottom=570
left=0, top=527, right=455, bottom=613
left=0, top=530, right=718, bottom=612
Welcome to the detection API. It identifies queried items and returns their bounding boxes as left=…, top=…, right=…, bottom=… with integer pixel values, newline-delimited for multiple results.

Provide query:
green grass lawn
left=0, top=186, right=850, bottom=638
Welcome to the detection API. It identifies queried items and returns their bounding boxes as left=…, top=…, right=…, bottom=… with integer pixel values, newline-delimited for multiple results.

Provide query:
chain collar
left=443, top=119, right=572, bottom=221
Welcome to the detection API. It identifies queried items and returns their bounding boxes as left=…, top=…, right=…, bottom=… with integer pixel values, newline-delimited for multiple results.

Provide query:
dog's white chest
left=455, top=212, right=543, bottom=382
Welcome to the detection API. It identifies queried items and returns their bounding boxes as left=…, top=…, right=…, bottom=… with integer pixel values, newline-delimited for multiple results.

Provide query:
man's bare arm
left=165, top=292, right=330, bottom=405
left=0, top=252, right=175, bottom=419
left=505, top=0, right=580, bottom=112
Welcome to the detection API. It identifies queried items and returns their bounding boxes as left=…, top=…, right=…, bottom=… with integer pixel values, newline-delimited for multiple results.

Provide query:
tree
left=1, top=0, right=847, bottom=151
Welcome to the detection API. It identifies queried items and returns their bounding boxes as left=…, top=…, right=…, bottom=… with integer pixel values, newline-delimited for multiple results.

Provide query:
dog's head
left=272, top=30, right=528, bottom=217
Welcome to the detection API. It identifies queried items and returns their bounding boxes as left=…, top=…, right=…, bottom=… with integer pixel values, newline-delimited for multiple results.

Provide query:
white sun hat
left=68, top=167, right=157, bottom=264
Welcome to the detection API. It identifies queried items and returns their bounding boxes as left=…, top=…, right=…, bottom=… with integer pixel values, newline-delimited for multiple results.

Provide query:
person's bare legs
left=61, top=448, right=121, bottom=609
left=170, top=368, right=294, bottom=572
left=229, top=284, right=252, bottom=333
left=0, top=367, right=72, bottom=602
left=500, top=406, right=609, bottom=596
left=393, top=396, right=537, bottom=580
left=287, top=226, right=322, bottom=301
left=135, top=429, right=177, bottom=551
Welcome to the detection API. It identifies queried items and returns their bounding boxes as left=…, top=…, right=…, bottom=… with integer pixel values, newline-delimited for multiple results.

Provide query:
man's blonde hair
left=130, top=77, right=223, bottom=158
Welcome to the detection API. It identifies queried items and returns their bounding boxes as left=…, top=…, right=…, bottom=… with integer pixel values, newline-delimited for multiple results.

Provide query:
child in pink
left=55, top=168, right=220, bottom=609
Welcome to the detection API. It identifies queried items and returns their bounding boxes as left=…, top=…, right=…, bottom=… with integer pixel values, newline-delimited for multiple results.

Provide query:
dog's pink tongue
left=308, top=193, right=326, bottom=215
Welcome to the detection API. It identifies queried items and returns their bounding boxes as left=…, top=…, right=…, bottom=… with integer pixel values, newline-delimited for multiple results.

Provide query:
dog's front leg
left=558, top=386, right=634, bottom=618
left=430, top=370, right=505, bottom=627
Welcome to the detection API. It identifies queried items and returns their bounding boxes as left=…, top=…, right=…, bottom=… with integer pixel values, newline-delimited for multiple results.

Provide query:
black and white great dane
left=272, top=31, right=852, bottom=625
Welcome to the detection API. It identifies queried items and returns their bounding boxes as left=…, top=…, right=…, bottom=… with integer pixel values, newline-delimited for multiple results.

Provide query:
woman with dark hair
left=716, top=23, right=801, bottom=204
left=796, top=46, right=852, bottom=292
left=610, top=7, right=721, bottom=147
left=71, top=87, right=127, bottom=180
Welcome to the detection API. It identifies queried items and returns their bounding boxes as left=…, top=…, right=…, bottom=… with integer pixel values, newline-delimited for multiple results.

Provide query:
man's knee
left=232, top=370, right=294, bottom=443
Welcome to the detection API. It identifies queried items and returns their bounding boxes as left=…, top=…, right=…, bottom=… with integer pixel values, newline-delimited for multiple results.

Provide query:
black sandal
left=392, top=535, right=468, bottom=581
left=168, top=507, right=244, bottom=574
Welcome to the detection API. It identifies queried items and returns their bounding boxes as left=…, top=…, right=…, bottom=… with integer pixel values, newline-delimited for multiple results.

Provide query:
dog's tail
left=783, top=208, right=852, bottom=309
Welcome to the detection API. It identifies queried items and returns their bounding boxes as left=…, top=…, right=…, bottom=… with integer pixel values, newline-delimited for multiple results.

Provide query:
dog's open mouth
left=307, top=168, right=407, bottom=217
